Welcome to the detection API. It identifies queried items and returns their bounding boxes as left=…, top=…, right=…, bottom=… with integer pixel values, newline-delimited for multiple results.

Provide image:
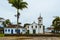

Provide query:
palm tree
left=8, top=0, right=28, bottom=34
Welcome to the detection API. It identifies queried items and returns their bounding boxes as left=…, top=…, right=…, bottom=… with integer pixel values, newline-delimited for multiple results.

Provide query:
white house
left=25, top=15, right=45, bottom=34
left=4, top=24, right=27, bottom=34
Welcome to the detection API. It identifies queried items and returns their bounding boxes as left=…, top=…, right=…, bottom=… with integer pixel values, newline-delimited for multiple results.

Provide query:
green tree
left=8, top=0, right=28, bottom=28
left=52, top=17, right=60, bottom=33
left=2, top=19, right=11, bottom=27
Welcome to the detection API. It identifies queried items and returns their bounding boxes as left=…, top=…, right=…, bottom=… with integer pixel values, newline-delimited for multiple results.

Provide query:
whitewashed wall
left=4, top=28, right=17, bottom=34
left=4, top=28, right=27, bottom=34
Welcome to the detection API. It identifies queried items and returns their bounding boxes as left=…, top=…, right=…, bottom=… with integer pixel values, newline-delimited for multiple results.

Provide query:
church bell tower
left=38, top=14, right=43, bottom=25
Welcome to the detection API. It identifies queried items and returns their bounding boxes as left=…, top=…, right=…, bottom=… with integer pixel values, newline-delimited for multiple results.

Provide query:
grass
left=0, top=34, right=4, bottom=37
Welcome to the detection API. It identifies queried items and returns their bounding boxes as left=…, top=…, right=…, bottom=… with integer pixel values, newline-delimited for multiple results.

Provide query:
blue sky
left=0, top=0, right=60, bottom=28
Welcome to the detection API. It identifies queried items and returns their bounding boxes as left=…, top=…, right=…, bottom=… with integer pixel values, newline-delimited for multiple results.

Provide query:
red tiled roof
left=6, top=24, right=22, bottom=28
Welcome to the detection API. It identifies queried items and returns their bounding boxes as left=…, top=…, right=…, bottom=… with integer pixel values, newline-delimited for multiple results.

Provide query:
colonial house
left=25, top=15, right=45, bottom=34
left=4, top=24, right=27, bottom=34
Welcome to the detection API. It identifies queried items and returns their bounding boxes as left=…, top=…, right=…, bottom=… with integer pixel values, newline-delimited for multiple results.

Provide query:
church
left=25, top=15, right=45, bottom=34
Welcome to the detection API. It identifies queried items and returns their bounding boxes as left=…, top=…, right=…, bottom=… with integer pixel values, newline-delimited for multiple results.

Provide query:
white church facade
left=25, top=15, right=45, bottom=34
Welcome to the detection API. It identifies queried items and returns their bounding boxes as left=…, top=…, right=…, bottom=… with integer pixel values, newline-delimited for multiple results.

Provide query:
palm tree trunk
left=17, top=9, right=19, bottom=34
left=17, top=9, right=19, bottom=28
left=17, top=0, right=20, bottom=34
left=17, top=0, right=20, bottom=28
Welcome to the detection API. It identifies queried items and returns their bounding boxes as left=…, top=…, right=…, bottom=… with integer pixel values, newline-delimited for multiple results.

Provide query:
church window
left=36, top=26, right=37, bottom=28
left=32, top=26, right=33, bottom=28
left=40, top=26, right=41, bottom=28
left=39, top=20, right=41, bottom=21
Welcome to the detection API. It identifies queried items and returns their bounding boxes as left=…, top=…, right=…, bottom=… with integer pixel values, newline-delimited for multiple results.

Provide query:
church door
left=33, top=29, right=36, bottom=34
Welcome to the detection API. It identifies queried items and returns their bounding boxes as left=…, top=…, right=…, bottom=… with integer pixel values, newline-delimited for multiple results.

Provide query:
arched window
left=40, top=26, right=41, bottom=28
left=36, top=26, right=37, bottom=28
left=32, top=26, right=33, bottom=28
left=28, top=26, right=29, bottom=28
left=8, top=29, right=10, bottom=32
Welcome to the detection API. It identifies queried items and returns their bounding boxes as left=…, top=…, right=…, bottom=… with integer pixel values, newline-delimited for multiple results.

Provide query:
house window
left=15, top=30, right=17, bottom=32
left=8, top=29, right=10, bottom=32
